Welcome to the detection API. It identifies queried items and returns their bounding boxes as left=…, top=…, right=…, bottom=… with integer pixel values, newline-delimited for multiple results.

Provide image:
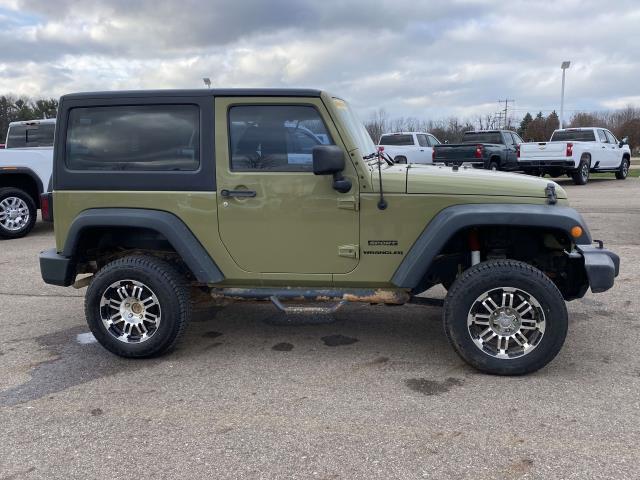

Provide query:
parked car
left=0, top=119, right=55, bottom=238
left=433, top=130, right=523, bottom=170
left=40, top=88, right=618, bottom=376
left=377, top=132, right=441, bottom=164
left=518, top=127, right=631, bottom=185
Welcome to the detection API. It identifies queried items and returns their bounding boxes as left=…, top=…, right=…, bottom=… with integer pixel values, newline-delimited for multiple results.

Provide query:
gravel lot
left=1, top=177, right=639, bottom=480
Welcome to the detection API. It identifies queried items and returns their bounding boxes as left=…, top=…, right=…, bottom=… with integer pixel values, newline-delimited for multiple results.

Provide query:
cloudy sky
left=0, top=0, right=639, bottom=122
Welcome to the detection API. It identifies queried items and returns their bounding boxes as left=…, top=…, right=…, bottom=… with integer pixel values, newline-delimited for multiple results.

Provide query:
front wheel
left=85, top=255, right=191, bottom=358
left=616, top=157, right=630, bottom=180
left=443, top=260, right=568, bottom=375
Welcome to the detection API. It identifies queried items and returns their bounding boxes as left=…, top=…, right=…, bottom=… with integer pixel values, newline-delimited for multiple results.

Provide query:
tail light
left=40, top=193, right=53, bottom=222
left=432, top=149, right=436, bottom=161
left=474, top=144, right=483, bottom=159
left=516, top=144, right=520, bottom=158
left=566, top=142, right=573, bottom=157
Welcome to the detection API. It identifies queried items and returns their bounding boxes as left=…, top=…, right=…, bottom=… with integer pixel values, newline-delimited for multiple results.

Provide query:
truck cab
left=39, top=89, right=619, bottom=375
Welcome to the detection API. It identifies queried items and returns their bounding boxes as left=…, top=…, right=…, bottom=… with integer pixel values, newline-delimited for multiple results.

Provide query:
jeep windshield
left=550, top=130, right=596, bottom=142
left=331, top=97, right=376, bottom=156
left=462, top=132, right=502, bottom=144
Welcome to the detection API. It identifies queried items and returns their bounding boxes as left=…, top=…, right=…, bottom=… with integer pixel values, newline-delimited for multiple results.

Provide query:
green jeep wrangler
left=39, top=89, right=619, bottom=375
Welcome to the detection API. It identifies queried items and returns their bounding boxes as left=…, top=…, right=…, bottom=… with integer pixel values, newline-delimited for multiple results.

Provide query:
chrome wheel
left=99, top=279, right=161, bottom=343
left=467, top=287, right=546, bottom=359
left=622, top=160, right=629, bottom=177
left=0, top=196, right=30, bottom=231
left=581, top=162, right=589, bottom=181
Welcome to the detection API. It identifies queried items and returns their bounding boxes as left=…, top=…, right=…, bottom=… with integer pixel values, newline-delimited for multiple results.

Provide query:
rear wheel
left=394, top=156, right=407, bottom=164
left=488, top=161, right=499, bottom=171
left=85, top=255, right=191, bottom=358
left=443, top=260, right=567, bottom=375
left=0, top=187, right=37, bottom=239
left=616, top=157, right=630, bottom=180
left=571, top=157, right=590, bottom=185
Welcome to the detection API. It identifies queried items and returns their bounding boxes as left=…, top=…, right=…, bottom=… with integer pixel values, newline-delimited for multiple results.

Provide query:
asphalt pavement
left=0, top=176, right=639, bottom=479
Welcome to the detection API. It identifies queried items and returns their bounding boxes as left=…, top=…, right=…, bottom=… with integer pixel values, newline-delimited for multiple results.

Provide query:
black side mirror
left=619, top=136, right=628, bottom=147
left=312, top=145, right=351, bottom=193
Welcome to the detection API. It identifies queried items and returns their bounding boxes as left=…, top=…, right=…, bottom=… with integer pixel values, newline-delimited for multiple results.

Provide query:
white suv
left=377, top=132, right=441, bottom=164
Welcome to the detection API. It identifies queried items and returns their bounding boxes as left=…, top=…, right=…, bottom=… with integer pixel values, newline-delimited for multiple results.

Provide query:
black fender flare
left=391, top=204, right=592, bottom=289
left=63, top=208, right=224, bottom=284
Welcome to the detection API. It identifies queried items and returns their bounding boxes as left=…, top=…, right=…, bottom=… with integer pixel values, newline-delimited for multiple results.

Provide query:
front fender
left=391, top=203, right=592, bottom=290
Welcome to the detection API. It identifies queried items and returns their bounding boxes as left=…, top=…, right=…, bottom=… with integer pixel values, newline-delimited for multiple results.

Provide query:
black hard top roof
left=61, top=88, right=323, bottom=100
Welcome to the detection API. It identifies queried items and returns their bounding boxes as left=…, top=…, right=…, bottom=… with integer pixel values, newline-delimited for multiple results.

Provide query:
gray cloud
left=1, top=0, right=639, bottom=121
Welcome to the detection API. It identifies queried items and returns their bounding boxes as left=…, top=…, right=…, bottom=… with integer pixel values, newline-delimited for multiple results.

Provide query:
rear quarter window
left=65, top=105, right=200, bottom=171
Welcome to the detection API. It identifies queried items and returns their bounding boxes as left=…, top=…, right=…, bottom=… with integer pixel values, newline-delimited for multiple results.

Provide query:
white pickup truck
left=0, top=119, right=55, bottom=238
left=377, top=131, right=441, bottom=164
left=519, top=127, right=631, bottom=185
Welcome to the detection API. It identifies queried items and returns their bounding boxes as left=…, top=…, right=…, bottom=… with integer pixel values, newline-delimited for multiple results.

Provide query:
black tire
left=488, top=160, right=499, bottom=171
left=85, top=255, right=191, bottom=358
left=0, top=187, right=37, bottom=239
left=571, top=157, right=590, bottom=185
left=394, top=156, right=407, bottom=164
left=616, top=156, right=630, bottom=180
left=443, top=260, right=568, bottom=375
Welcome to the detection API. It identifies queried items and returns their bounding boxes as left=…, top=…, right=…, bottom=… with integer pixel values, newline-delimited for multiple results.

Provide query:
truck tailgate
left=520, top=142, right=566, bottom=159
left=433, top=144, right=478, bottom=161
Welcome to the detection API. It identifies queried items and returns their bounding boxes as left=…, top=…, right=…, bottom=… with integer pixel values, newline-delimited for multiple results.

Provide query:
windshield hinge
left=545, top=183, right=558, bottom=205
left=338, top=197, right=359, bottom=211
left=338, top=244, right=359, bottom=259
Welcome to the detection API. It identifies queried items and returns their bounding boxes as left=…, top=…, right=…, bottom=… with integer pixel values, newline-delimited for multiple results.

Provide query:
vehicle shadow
left=0, top=299, right=461, bottom=407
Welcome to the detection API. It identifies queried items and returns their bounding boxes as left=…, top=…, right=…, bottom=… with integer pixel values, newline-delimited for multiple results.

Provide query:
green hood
left=372, top=164, right=567, bottom=199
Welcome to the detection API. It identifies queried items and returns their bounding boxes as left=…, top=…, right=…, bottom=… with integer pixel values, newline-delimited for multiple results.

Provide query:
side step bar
left=270, top=296, right=347, bottom=315
left=210, top=287, right=409, bottom=304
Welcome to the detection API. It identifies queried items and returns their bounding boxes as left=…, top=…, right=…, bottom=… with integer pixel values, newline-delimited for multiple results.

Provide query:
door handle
left=220, top=189, right=257, bottom=198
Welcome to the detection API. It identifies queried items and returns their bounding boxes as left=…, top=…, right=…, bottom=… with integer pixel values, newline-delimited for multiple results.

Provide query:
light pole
left=559, top=61, right=570, bottom=129
left=203, top=77, right=211, bottom=88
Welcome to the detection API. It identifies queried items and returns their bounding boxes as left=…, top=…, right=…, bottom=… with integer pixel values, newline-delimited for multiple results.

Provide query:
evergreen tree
left=518, top=112, right=533, bottom=137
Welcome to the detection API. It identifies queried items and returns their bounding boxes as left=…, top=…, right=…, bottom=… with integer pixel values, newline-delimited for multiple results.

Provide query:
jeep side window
left=228, top=105, right=333, bottom=172
left=66, top=105, right=200, bottom=171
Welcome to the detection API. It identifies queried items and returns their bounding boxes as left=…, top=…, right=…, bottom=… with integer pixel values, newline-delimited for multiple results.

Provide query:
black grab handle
left=220, top=189, right=257, bottom=198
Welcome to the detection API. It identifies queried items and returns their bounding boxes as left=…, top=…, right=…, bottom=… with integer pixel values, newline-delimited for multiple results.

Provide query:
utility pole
left=497, top=99, right=514, bottom=129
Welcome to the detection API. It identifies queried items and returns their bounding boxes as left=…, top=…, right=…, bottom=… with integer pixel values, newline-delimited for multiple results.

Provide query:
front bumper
left=577, top=244, right=620, bottom=293
left=39, top=248, right=75, bottom=286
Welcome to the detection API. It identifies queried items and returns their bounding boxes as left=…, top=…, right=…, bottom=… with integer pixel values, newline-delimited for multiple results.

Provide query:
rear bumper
left=577, top=244, right=620, bottom=293
left=39, top=248, right=75, bottom=286
left=518, top=159, right=576, bottom=169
